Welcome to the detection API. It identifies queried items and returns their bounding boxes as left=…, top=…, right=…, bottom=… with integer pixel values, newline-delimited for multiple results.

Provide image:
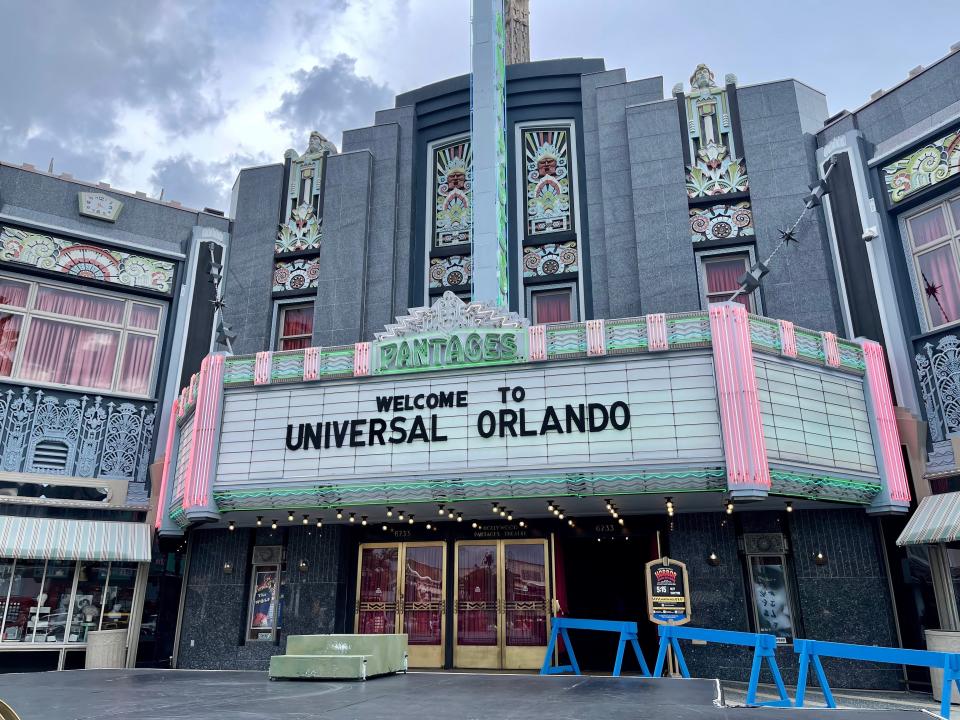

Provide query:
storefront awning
left=897, top=492, right=960, bottom=546
left=0, top=516, right=152, bottom=561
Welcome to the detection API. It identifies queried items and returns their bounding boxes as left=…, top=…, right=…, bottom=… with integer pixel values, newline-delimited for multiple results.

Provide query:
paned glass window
left=700, top=253, right=753, bottom=311
left=531, top=288, right=573, bottom=324
left=0, top=274, right=164, bottom=396
left=277, top=302, right=314, bottom=351
left=905, top=196, right=960, bottom=329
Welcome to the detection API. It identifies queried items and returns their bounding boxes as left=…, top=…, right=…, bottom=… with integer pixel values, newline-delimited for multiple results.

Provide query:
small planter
left=925, top=629, right=960, bottom=704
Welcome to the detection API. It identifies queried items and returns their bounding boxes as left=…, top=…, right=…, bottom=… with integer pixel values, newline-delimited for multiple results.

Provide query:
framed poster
left=747, top=555, right=795, bottom=643
left=645, top=557, right=691, bottom=626
left=248, top=568, right=279, bottom=640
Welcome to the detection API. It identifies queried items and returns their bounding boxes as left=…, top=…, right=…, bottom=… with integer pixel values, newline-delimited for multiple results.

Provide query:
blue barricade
left=540, top=618, right=651, bottom=677
left=653, top=625, right=790, bottom=707
left=795, top=639, right=960, bottom=719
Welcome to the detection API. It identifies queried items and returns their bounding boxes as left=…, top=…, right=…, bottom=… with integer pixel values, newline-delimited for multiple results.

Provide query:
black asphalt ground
left=0, top=669, right=931, bottom=720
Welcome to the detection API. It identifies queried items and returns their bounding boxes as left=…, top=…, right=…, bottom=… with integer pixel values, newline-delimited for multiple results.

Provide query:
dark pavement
left=0, top=669, right=930, bottom=720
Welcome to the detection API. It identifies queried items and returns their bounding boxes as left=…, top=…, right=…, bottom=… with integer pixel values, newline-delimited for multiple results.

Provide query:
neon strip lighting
left=253, top=351, right=272, bottom=385
left=586, top=319, right=606, bottom=356
left=821, top=331, right=841, bottom=368
left=710, top=304, right=771, bottom=490
left=861, top=340, right=911, bottom=504
left=154, top=399, right=180, bottom=531
left=183, top=354, right=226, bottom=510
left=354, top=342, right=371, bottom=376
left=778, top=319, right=797, bottom=358
left=528, top=325, right=547, bottom=360
left=647, top=313, right=669, bottom=351
left=303, top=347, right=320, bottom=381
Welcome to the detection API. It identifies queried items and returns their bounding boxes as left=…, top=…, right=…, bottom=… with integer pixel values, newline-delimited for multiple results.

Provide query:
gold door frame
left=355, top=542, right=446, bottom=668
left=453, top=538, right=551, bottom=670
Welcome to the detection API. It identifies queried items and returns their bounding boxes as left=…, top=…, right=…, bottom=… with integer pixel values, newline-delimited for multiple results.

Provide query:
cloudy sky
left=1, top=0, right=955, bottom=213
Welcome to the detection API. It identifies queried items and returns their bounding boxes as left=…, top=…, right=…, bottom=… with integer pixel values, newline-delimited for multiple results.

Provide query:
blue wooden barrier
left=794, top=639, right=960, bottom=718
left=653, top=625, right=790, bottom=707
left=540, top=618, right=651, bottom=677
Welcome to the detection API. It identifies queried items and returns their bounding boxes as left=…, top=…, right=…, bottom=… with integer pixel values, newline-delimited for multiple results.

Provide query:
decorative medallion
left=429, top=255, right=472, bottom=289
left=883, top=126, right=960, bottom=204
left=433, top=138, right=472, bottom=248
left=78, top=192, right=123, bottom=222
left=689, top=202, right=754, bottom=243
left=273, top=258, right=321, bottom=293
left=376, top=291, right=526, bottom=341
left=522, top=241, right=578, bottom=277
left=277, top=203, right=321, bottom=254
left=683, top=64, right=749, bottom=198
left=0, top=226, right=173, bottom=293
left=524, top=128, right=571, bottom=236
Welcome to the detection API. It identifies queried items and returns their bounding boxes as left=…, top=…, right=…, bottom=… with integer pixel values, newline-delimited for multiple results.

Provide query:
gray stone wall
left=223, top=164, right=283, bottom=355
left=738, top=80, right=842, bottom=333
left=668, top=509, right=899, bottom=689
left=176, top=525, right=347, bottom=670
left=312, top=150, right=373, bottom=346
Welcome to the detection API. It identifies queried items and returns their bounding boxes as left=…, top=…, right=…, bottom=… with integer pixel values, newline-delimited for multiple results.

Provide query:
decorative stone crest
left=376, top=291, right=527, bottom=341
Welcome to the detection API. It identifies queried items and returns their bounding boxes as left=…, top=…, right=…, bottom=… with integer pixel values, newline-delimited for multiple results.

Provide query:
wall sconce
left=298, top=559, right=309, bottom=572
left=223, top=562, right=233, bottom=574
left=707, top=552, right=720, bottom=567
left=814, top=551, right=827, bottom=566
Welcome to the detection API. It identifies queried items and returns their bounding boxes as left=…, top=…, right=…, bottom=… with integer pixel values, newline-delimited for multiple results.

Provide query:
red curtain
left=0, top=280, right=29, bottom=308
left=457, top=545, right=497, bottom=646
left=20, top=318, right=119, bottom=389
left=534, top=293, right=571, bottom=324
left=918, top=245, right=960, bottom=325
left=909, top=207, right=948, bottom=247
left=281, top=306, right=313, bottom=351
left=705, top=258, right=750, bottom=309
left=0, top=313, right=22, bottom=377
left=117, top=334, right=156, bottom=394
left=357, top=547, right=398, bottom=634
left=403, top=546, right=443, bottom=646
left=129, top=303, right=161, bottom=330
left=34, top=287, right=124, bottom=324
left=504, top=543, right=547, bottom=647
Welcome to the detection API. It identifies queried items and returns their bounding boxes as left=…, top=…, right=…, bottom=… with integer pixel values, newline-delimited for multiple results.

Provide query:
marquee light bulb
left=558, top=511, right=565, bottom=520
left=726, top=500, right=734, bottom=515
left=271, top=520, right=278, bottom=530
left=785, top=502, right=793, bottom=513
left=518, top=520, right=525, bottom=527
left=500, top=510, right=507, bottom=518
left=605, top=500, right=612, bottom=510
left=382, top=524, right=388, bottom=531
left=426, top=523, right=432, bottom=530
left=316, top=519, right=323, bottom=528
left=349, top=513, right=356, bottom=523
left=302, top=515, right=309, bottom=525
left=568, top=519, right=575, bottom=527
left=448, top=510, right=455, bottom=519
left=361, top=516, right=367, bottom=526
left=552, top=508, right=560, bottom=516
left=256, top=516, right=263, bottom=527
left=438, top=505, right=445, bottom=516
left=618, top=518, right=624, bottom=526
left=492, top=503, right=500, bottom=514
left=547, top=501, right=555, bottom=512
left=471, top=521, right=478, bottom=529
left=612, top=511, right=619, bottom=519
left=228, top=521, right=235, bottom=531
left=408, top=515, right=415, bottom=525
left=287, top=511, right=295, bottom=522
left=456, top=513, right=463, bottom=522
left=336, top=509, right=343, bottom=520
left=398, top=510, right=405, bottom=521
left=386, top=507, right=394, bottom=518
left=506, top=511, right=513, bottom=521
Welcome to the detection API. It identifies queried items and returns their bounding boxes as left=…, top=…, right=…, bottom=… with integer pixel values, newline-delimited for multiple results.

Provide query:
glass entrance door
left=453, top=539, right=550, bottom=669
left=355, top=543, right=445, bottom=668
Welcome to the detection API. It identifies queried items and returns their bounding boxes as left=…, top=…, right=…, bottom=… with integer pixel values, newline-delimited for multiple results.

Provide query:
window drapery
left=118, top=334, right=156, bottom=395
left=279, top=304, right=314, bottom=351
left=704, top=256, right=751, bottom=310
left=20, top=318, right=119, bottom=389
left=917, top=245, right=960, bottom=326
left=909, top=207, right=949, bottom=248
left=532, top=290, right=571, bottom=324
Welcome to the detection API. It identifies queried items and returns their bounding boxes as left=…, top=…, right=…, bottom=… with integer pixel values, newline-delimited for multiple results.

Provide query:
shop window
left=529, top=286, right=575, bottom=324
left=70, top=562, right=109, bottom=643
left=904, top=195, right=960, bottom=329
left=746, top=555, right=797, bottom=643
left=698, top=252, right=754, bottom=312
left=1, top=559, right=45, bottom=643
left=276, top=302, right=314, bottom=351
left=247, top=547, right=283, bottom=641
left=0, top=274, right=164, bottom=397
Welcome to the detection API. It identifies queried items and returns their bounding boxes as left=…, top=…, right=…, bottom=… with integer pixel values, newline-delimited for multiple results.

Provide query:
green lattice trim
left=769, top=469, right=880, bottom=504
left=749, top=316, right=781, bottom=353
left=169, top=501, right=187, bottom=528
left=224, top=356, right=256, bottom=385
left=545, top=324, right=588, bottom=359
left=212, top=469, right=728, bottom=512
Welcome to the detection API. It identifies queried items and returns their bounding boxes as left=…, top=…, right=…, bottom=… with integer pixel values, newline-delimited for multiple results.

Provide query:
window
left=905, top=196, right=960, bottom=329
left=530, top=287, right=573, bottom=324
left=276, top=302, right=314, bottom=350
left=0, top=274, right=164, bottom=397
left=699, top=253, right=753, bottom=311
left=0, top=559, right=141, bottom=645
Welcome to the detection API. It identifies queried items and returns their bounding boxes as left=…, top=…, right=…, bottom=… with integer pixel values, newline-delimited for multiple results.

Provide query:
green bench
left=269, top=634, right=408, bottom=681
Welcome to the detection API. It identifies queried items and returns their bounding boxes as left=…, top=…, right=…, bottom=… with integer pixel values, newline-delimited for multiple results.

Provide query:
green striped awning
left=897, top=492, right=960, bottom=546
left=0, top=516, right=152, bottom=562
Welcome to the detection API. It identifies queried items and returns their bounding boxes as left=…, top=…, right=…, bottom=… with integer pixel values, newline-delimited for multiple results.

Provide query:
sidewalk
left=722, top=680, right=943, bottom=713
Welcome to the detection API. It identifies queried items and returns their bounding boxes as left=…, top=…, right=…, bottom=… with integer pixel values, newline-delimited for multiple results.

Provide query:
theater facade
left=147, top=55, right=924, bottom=687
